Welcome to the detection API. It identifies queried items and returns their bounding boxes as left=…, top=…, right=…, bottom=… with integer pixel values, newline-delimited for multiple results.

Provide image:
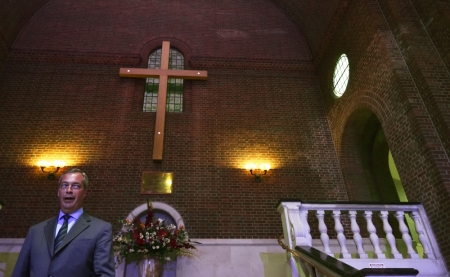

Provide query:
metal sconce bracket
left=249, top=169, right=268, bottom=183
left=41, top=166, right=61, bottom=180
left=38, top=160, right=66, bottom=180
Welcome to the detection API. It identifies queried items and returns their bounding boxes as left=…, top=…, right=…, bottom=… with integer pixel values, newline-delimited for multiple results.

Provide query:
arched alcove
left=116, top=202, right=183, bottom=277
left=126, top=202, right=185, bottom=228
left=340, top=108, right=404, bottom=202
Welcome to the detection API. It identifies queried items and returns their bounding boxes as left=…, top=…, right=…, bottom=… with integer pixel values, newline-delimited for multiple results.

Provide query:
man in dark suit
left=12, top=168, right=115, bottom=277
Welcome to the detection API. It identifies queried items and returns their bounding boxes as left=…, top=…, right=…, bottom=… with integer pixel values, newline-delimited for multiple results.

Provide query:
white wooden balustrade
left=277, top=201, right=448, bottom=277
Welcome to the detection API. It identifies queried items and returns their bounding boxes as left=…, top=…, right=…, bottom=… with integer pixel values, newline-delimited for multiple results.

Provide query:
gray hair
left=58, top=168, right=89, bottom=189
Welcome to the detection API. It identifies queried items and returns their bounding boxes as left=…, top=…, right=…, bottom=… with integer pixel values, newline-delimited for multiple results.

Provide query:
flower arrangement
left=113, top=201, right=198, bottom=264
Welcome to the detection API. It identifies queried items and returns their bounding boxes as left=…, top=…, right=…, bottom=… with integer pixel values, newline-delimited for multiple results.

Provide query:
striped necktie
left=54, top=214, right=70, bottom=251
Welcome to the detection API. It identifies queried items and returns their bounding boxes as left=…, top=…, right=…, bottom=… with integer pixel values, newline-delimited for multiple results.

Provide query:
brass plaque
left=141, top=172, right=173, bottom=194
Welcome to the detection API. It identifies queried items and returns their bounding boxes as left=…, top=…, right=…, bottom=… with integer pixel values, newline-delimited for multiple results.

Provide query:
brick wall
left=0, top=0, right=346, bottom=240
left=410, top=0, right=450, bottom=71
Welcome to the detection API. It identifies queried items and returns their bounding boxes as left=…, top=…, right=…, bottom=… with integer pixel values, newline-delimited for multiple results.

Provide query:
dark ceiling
left=0, top=0, right=345, bottom=62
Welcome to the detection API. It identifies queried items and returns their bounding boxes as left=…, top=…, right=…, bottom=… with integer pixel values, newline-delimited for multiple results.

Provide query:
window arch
left=143, top=48, right=185, bottom=112
left=126, top=202, right=185, bottom=228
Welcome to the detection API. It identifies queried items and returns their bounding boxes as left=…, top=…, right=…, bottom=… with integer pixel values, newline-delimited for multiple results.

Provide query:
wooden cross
left=120, top=41, right=207, bottom=161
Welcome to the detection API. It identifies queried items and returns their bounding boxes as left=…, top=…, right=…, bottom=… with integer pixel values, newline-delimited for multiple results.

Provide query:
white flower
left=130, top=249, right=135, bottom=253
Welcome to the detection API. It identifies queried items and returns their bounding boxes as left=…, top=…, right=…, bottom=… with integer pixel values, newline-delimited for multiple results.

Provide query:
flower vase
left=139, top=258, right=164, bottom=277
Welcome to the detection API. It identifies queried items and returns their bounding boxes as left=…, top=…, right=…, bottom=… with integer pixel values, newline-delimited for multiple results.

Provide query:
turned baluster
left=379, top=211, right=402, bottom=258
left=332, top=210, right=351, bottom=258
left=316, top=210, right=332, bottom=255
left=395, top=211, right=419, bottom=259
left=349, top=211, right=368, bottom=258
left=298, top=209, right=312, bottom=246
left=364, top=211, right=386, bottom=258
left=411, top=211, right=434, bottom=259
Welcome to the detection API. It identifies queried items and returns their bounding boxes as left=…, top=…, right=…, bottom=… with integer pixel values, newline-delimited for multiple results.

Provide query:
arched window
left=143, top=48, right=184, bottom=112
left=333, top=54, right=350, bottom=98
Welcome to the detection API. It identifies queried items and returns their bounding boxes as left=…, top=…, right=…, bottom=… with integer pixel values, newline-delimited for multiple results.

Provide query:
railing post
left=316, top=210, right=332, bottom=255
left=300, top=208, right=312, bottom=247
left=333, top=210, right=351, bottom=258
left=349, top=210, right=368, bottom=258
left=395, top=211, right=419, bottom=259
left=411, top=211, right=434, bottom=259
left=364, top=211, right=386, bottom=258
left=278, top=201, right=311, bottom=277
left=379, top=211, right=402, bottom=259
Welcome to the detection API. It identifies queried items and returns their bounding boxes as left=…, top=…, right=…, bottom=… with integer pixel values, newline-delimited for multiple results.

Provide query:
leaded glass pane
left=143, top=48, right=184, bottom=112
left=332, top=54, right=349, bottom=98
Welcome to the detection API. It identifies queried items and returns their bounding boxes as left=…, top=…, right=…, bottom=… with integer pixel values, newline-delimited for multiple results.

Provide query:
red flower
left=133, top=230, right=145, bottom=245
left=170, top=239, right=177, bottom=249
left=157, top=229, right=168, bottom=239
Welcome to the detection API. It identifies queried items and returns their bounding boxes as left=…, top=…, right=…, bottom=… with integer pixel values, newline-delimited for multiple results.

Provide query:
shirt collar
left=58, top=207, right=84, bottom=220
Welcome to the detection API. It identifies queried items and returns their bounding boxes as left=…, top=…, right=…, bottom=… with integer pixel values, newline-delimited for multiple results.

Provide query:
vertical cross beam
left=153, top=41, right=170, bottom=161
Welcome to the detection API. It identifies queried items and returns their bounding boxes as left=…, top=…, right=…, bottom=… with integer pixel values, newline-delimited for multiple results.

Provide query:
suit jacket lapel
left=44, top=217, right=58, bottom=256
left=54, top=212, right=91, bottom=255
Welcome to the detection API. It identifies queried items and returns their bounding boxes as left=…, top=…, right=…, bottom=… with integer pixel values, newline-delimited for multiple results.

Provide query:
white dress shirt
left=54, top=208, right=84, bottom=237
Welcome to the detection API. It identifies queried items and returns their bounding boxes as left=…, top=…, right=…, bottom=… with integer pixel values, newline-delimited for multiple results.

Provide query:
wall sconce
left=37, top=160, right=66, bottom=180
left=245, top=163, right=270, bottom=182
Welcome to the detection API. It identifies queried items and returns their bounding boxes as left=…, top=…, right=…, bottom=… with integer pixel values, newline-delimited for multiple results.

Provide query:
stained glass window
left=143, top=48, right=184, bottom=112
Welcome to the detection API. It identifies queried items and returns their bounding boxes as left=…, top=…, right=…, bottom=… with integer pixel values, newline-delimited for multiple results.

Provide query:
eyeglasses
left=59, top=183, right=83, bottom=190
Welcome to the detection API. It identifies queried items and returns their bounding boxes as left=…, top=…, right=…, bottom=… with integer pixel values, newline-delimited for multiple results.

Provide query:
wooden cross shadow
left=120, top=41, right=207, bottom=161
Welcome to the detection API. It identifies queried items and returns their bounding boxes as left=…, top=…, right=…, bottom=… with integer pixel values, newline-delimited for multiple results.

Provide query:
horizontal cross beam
left=119, top=68, right=208, bottom=80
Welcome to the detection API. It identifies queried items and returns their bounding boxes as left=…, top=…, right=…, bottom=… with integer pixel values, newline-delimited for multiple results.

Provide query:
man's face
left=57, top=172, right=87, bottom=214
